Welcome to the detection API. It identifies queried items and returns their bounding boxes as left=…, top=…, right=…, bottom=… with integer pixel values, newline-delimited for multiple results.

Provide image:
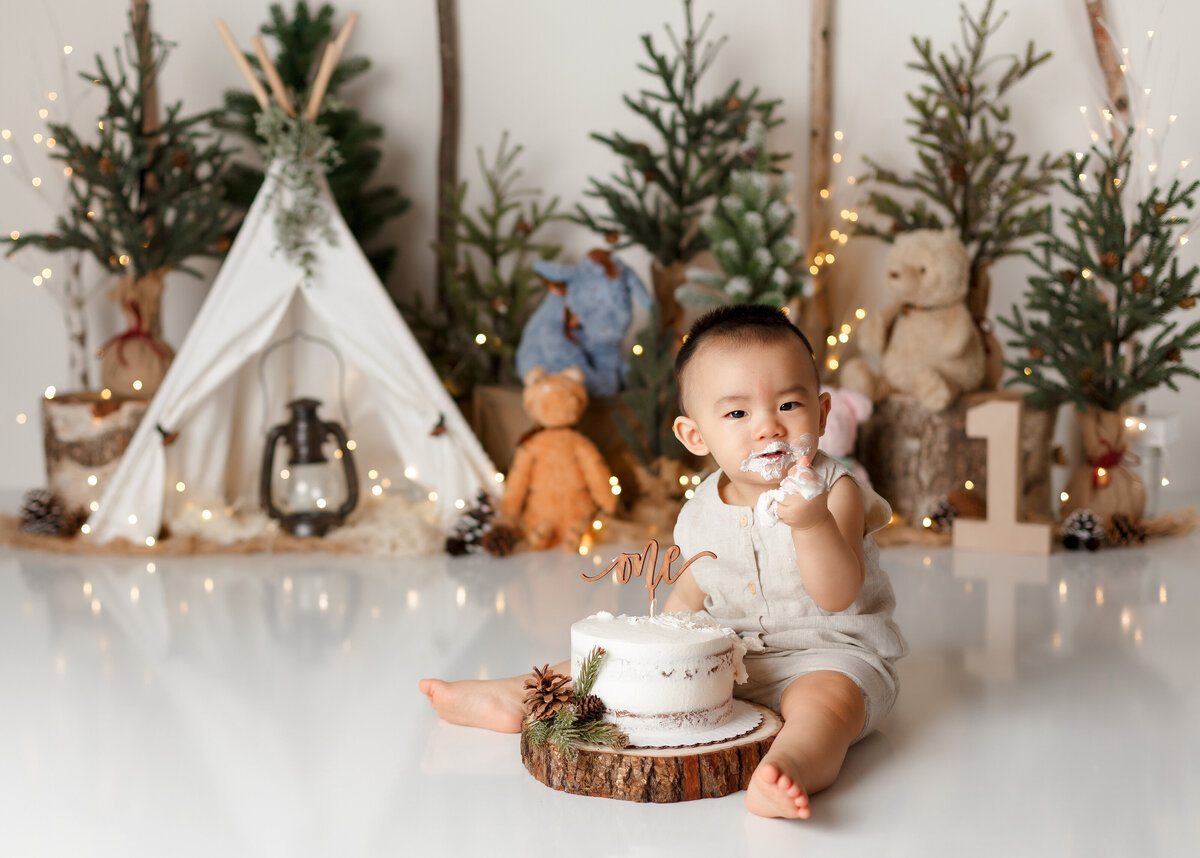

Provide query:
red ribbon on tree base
left=99, top=299, right=167, bottom=366
left=1086, top=441, right=1140, bottom=489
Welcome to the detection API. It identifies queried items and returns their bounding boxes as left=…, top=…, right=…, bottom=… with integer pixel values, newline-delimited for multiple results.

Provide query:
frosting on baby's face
left=739, top=434, right=817, bottom=483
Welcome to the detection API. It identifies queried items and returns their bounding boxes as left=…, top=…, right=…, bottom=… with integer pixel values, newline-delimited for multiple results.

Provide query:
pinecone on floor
left=1061, top=509, right=1104, bottom=551
left=927, top=496, right=957, bottom=533
left=522, top=664, right=572, bottom=721
left=479, top=522, right=518, bottom=556
left=575, top=693, right=606, bottom=721
left=19, top=489, right=70, bottom=537
left=1106, top=513, right=1147, bottom=547
left=444, top=491, right=500, bottom=555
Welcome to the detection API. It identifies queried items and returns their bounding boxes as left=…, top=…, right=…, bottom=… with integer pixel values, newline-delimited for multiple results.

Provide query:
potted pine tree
left=1000, top=134, right=1200, bottom=524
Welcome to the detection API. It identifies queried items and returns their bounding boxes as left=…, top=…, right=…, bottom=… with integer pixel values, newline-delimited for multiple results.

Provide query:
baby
left=421, top=304, right=907, bottom=820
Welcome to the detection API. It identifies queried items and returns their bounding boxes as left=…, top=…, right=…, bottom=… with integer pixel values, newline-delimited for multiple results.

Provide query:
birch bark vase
left=99, top=270, right=175, bottom=399
left=1061, top=406, right=1146, bottom=525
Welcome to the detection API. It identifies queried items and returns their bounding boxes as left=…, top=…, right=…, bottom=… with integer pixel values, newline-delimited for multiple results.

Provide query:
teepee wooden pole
left=306, top=12, right=359, bottom=120
left=215, top=20, right=270, bottom=110
left=1084, top=0, right=1131, bottom=145
left=252, top=35, right=295, bottom=116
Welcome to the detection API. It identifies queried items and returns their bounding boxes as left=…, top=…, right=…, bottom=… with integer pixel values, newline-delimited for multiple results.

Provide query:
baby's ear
left=672, top=415, right=708, bottom=456
left=817, top=390, right=833, bottom=437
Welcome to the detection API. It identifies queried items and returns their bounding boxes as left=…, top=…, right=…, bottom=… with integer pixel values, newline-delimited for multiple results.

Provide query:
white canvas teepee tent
left=85, top=18, right=495, bottom=546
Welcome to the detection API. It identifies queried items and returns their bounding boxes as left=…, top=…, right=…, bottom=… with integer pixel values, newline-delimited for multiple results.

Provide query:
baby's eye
left=779, top=401, right=802, bottom=412
left=724, top=410, right=747, bottom=419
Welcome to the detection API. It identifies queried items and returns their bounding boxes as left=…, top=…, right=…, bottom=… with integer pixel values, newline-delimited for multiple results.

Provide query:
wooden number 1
left=952, top=399, right=1052, bottom=555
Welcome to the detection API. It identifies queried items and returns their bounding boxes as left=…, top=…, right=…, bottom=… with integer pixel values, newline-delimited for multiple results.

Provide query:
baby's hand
left=773, top=462, right=829, bottom=531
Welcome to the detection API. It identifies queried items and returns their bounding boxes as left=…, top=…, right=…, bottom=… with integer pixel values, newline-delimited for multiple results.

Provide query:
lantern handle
left=260, top=423, right=288, bottom=522
left=256, top=331, right=351, bottom=435
left=325, top=419, right=360, bottom=521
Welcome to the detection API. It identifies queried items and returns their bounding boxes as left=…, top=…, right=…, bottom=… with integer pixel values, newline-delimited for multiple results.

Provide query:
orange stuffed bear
left=500, top=367, right=618, bottom=551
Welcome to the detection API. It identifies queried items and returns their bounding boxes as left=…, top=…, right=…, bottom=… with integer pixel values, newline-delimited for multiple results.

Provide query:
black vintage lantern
left=260, top=398, right=359, bottom=537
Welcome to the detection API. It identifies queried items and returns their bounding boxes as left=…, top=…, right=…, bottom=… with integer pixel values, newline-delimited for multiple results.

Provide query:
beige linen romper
left=673, top=451, right=908, bottom=739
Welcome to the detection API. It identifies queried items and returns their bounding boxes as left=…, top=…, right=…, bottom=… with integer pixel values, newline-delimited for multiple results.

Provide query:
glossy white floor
left=3, top=530, right=1198, bottom=858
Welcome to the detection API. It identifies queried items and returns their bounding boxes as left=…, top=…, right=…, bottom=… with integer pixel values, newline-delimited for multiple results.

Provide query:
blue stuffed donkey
left=515, top=249, right=653, bottom=397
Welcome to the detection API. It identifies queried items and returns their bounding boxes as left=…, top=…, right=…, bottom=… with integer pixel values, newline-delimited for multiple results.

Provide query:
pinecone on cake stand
left=575, top=693, right=606, bottom=721
left=523, top=664, right=573, bottom=721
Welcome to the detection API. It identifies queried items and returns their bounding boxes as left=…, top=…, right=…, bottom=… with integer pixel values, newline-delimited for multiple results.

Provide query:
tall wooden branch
left=1084, top=0, right=1131, bottom=144
left=436, top=0, right=461, bottom=304
left=804, top=0, right=834, bottom=353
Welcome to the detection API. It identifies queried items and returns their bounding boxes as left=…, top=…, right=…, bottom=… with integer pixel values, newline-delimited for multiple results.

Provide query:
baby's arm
left=776, top=475, right=866, bottom=612
left=662, top=565, right=706, bottom=614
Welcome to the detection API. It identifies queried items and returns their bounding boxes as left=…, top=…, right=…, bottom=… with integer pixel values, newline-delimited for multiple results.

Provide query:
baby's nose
left=755, top=413, right=786, bottom=438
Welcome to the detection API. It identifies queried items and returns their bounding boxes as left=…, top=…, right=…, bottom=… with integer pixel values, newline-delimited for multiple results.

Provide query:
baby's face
left=674, top=336, right=830, bottom=505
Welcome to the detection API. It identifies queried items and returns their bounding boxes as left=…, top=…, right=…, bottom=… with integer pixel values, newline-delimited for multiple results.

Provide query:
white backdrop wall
left=2, top=0, right=1198, bottom=503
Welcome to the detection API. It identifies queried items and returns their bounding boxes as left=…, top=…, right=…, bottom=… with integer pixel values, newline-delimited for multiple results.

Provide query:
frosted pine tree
left=678, top=121, right=805, bottom=309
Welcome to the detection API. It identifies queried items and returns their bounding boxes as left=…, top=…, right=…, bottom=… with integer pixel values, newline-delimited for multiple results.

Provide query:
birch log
left=1083, top=0, right=1131, bottom=142
left=804, top=0, right=834, bottom=358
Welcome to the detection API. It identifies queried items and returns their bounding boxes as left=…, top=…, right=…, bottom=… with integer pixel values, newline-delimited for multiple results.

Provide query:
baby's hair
left=674, top=305, right=817, bottom=413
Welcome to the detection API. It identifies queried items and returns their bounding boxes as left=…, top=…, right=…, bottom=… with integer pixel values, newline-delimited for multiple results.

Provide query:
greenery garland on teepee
left=678, top=120, right=806, bottom=310
left=219, top=1, right=410, bottom=280
left=574, top=0, right=782, bottom=325
left=999, top=135, right=1200, bottom=412
left=401, top=133, right=563, bottom=399
left=857, top=0, right=1068, bottom=316
left=255, top=104, right=340, bottom=281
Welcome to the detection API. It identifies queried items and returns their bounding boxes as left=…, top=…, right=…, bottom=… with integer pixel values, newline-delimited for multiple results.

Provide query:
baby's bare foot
left=745, top=760, right=811, bottom=819
left=418, top=677, right=526, bottom=733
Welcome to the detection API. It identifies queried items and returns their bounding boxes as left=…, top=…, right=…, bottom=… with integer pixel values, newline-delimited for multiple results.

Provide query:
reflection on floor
left=2, top=533, right=1198, bottom=857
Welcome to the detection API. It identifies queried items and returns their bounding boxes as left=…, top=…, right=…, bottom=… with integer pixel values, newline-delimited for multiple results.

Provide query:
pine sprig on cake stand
left=523, top=646, right=628, bottom=760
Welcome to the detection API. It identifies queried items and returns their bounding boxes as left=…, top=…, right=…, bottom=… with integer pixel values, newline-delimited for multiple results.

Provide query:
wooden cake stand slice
left=520, top=702, right=782, bottom=803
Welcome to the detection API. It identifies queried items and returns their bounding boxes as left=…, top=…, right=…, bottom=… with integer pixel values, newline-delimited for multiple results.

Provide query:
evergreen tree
left=401, top=133, right=562, bottom=399
left=999, top=135, right=1200, bottom=411
left=8, top=6, right=235, bottom=312
left=219, top=1, right=410, bottom=280
left=677, top=120, right=805, bottom=309
left=858, top=0, right=1067, bottom=312
left=574, top=0, right=782, bottom=268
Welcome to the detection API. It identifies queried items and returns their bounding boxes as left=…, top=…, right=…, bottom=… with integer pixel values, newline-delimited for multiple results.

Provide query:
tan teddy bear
left=500, top=367, right=618, bottom=551
left=842, top=229, right=985, bottom=412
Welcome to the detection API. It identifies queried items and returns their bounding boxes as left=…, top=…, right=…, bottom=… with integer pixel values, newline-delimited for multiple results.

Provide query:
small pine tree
left=858, top=0, right=1067, bottom=314
left=677, top=121, right=805, bottom=309
left=574, top=0, right=782, bottom=268
left=400, top=133, right=563, bottom=399
left=219, top=1, right=410, bottom=280
left=8, top=6, right=236, bottom=304
left=999, top=135, right=1200, bottom=411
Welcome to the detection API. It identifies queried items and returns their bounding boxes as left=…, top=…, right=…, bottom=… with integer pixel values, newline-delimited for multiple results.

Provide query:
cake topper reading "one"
left=581, top=538, right=716, bottom=617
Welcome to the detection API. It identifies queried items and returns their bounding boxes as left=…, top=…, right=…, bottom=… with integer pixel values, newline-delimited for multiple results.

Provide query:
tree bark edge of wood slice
left=520, top=702, right=782, bottom=803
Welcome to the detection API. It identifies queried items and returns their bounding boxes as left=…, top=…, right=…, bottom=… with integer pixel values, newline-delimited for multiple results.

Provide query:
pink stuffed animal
left=822, top=388, right=874, bottom=487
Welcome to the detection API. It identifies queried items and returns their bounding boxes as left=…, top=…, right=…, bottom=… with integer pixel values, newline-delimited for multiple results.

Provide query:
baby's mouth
left=740, top=441, right=798, bottom=479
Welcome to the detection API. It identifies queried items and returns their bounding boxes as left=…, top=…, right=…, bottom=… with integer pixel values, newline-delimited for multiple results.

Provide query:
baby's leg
left=419, top=660, right=571, bottom=733
left=745, top=671, right=865, bottom=820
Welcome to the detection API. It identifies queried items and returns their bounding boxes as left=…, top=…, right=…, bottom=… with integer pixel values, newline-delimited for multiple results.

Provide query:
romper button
left=749, top=582, right=756, bottom=595
left=739, top=515, right=748, bottom=527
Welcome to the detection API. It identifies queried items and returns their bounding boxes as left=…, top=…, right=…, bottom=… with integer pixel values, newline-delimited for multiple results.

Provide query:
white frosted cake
left=570, top=611, right=755, bottom=748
